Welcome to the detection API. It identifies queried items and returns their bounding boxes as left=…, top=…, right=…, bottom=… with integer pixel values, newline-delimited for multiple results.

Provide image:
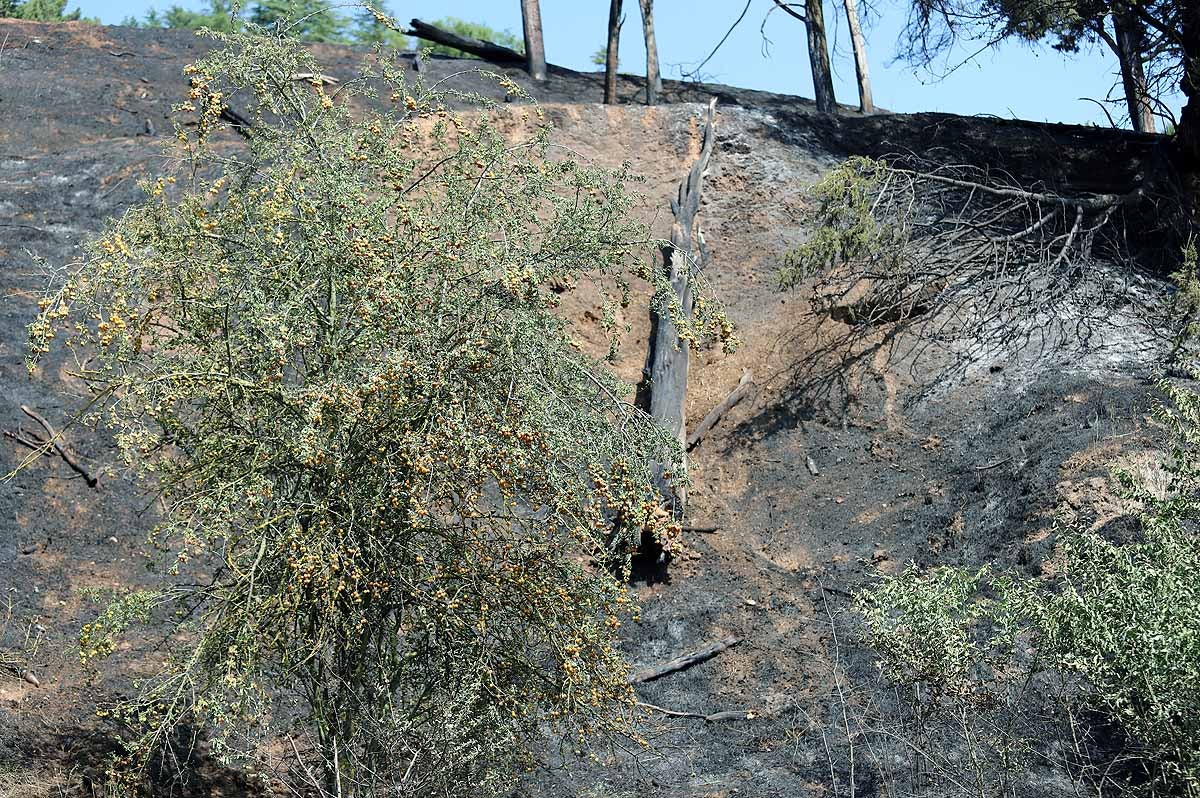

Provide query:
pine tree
left=248, top=0, right=348, bottom=43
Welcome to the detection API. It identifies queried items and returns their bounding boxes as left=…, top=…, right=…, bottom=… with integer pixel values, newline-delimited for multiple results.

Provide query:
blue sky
left=73, top=0, right=1184, bottom=128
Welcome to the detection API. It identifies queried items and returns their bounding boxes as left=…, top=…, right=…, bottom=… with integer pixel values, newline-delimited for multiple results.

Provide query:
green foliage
left=1040, top=377, right=1200, bottom=792
left=425, top=17, right=524, bottom=59
left=154, top=0, right=241, bottom=34
left=28, top=28, right=730, bottom=797
left=1169, top=237, right=1200, bottom=361
left=248, top=0, right=348, bottom=43
left=351, top=4, right=407, bottom=50
left=78, top=590, right=158, bottom=663
left=778, top=156, right=901, bottom=290
left=859, top=566, right=1034, bottom=701
left=128, top=2, right=409, bottom=48
left=1, top=0, right=82, bottom=21
left=859, top=379, right=1200, bottom=795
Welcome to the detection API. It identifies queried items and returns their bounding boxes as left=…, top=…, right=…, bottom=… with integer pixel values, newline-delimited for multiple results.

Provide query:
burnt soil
left=0, top=19, right=1179, bottom=798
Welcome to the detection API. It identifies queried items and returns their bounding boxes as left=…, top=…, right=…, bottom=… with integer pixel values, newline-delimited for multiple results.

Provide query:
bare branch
left=14, top=406, right=99, bottom=488
left=629, top=635, right=741, bottom=683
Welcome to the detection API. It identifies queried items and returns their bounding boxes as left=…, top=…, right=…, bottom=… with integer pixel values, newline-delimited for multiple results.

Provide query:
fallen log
left=629, top=635, right=740, bottom=683
left=637, top=701, right=756, bottom=722
left=16, top=405, right=99, bottom=488
left=406, top=18, right=526, bottom=66
left=686, top=369, right=755, bottom=450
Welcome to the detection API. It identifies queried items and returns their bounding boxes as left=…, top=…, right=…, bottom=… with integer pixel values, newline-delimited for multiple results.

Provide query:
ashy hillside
left=0, top=19, right=1188, bottom=798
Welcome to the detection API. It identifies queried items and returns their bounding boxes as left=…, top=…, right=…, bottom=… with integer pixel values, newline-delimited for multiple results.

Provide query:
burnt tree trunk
left=1176, top=1, right=1200, bottom=223
left=638, top=0, right=662, bottom=105
left=520, top=0, right=548, bottom=81
left=640, top=98, right=718, bottom=511
left=604, top=0, right=623, bottom=104
left=1112, top=9, right=1156, bottom=133
left=842, top=0, right=874, bottom=113
left=805, top=0, right=837, bottom=113
left=408, top=18, right=525, bottom=65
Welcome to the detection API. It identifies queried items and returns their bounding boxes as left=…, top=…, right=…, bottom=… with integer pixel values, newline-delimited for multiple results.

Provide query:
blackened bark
left=1113, top=9, right=1156, bottom=132
left=520, top=0, right=548, bottom=81
left=806, top=0, right=837, bottom=113
left=408, top=18, right=525, bottom=65
left=604, top=0, right=623, bottom=104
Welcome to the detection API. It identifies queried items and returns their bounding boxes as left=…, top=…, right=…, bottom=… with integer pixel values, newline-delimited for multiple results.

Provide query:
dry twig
left=629, top=635, right=741, bottom=683
left=9, top=405, right=99, bottom=488
left=637, top=700, right=755, bottom=722
left=687, top=370, right=756, bottom=450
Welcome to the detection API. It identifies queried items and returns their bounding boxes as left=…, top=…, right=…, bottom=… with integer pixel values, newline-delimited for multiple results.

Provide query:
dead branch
left=219, top=106, right=253, bottom=140
left=629, top=635, right=741, bottom=683
left=290, top=72, right=339, bottom=86
left=637, top=700, right=756, bottom=722
left=785, top=155, right=1168, bottom=398
left=4, top=428, right=51, bottom=453
left=406, top=19, right=526, bottom=66
left=890, top=166, right=1144, bottom=210
left=687, top=369, right=755, bottom=450
left=16, top=405, right=98, bottom=488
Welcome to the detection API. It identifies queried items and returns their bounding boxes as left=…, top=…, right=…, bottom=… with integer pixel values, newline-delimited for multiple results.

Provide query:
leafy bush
left=777, top=156, right=901, bottom=292
left=858, top=566, right=1032, bottom=702
left=859, top=379, right=1200, bottom=796
left=28, top=29, right=730, bottom=797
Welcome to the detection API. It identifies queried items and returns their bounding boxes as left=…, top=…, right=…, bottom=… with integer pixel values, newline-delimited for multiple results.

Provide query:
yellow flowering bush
left=29, top=29, right=731, bottom=797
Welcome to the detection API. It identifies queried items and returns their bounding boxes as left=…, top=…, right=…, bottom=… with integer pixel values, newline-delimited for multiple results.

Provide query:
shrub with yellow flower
left=28, top=25, right=731, bottom=798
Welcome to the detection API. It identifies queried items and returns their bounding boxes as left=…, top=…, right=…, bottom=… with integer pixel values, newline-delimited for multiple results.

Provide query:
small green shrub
left=860, top=379, right=1200, bottom=796
left=858, top=566, right=1033, bottom=702
left=778, top=156, right=903, bottom=291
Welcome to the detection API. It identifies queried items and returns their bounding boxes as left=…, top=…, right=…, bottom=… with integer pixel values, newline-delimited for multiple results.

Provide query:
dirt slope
left=0, top=19, right=1173, bottom=798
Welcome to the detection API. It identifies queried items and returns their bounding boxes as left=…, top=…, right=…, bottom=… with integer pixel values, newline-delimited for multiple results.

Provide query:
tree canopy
left=0, top=0, right=83, bottom=21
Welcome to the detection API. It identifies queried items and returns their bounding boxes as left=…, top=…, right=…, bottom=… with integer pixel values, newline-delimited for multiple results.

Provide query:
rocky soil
left=0, top=19, right=1177, bottom=798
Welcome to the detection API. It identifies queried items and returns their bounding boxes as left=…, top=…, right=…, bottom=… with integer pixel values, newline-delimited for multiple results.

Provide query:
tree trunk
left=604, top=0, right=623, bottom=104
left=638, top=0, right=662, bottom=105
left=641, top=98, right=718, bottom=511
left=1177, top=2, right=1200, bottom=223
left=842, top=0, right=873, bottom=113
left=805, top=0, right=837, bottom=113
left=1112, top=9, right=1155, bottom=133
left=520, top=0, right=548, bottom=81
